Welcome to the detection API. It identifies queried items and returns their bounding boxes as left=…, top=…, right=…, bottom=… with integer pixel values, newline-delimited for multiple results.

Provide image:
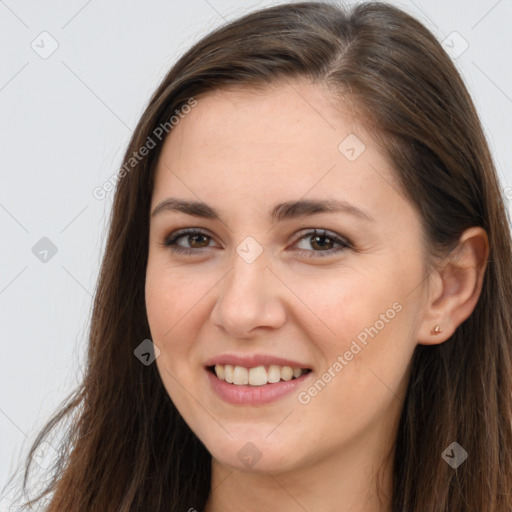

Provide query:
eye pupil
left=311, top=235, right=333, bottom=250
left=189, top=234, right=209, bottom=248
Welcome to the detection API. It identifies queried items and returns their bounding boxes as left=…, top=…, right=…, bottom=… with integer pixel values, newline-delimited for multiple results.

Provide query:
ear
left=416, top=227, right=489, bottom=345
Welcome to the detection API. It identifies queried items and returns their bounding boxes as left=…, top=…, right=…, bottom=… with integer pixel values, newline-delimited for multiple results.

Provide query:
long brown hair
left=7, top=2, right=512, bottom=510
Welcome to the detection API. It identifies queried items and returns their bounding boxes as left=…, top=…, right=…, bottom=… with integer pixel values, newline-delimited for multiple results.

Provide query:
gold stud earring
left=431, top=324, right=442, bottom=335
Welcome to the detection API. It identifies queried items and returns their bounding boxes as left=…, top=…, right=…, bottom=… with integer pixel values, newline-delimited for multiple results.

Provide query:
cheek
left=287, top=261, right=416, bottom=395
left=145, top=267, right=204, bottom=414
left=284, top=263, right=397, bottom=347
left=145, top=267, right=198, bottom=390
left=145, top=261, right=211, bottom=342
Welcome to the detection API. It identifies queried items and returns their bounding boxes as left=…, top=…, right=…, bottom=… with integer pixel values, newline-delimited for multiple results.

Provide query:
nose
left=210, top=249, right=287, bottom=339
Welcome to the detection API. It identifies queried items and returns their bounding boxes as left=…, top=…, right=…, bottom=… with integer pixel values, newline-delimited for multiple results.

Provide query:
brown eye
left=294, top=228, right=351, bottom=257
left=184, top=233, right=210, bottom=248
left=161, top=227, right=351, bottom=258
left=162, top=229, right=216, bottom=254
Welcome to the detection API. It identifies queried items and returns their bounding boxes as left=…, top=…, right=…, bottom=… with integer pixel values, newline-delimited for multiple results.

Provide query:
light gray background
left=1, top=0, right=511, bottom=499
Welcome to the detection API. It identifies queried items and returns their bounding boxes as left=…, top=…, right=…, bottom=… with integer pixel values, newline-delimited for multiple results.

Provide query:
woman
left=11, top=1, right=512, bottom=510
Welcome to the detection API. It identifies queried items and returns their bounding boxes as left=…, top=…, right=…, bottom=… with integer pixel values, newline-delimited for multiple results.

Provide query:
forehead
left=163, top=82, right=355, bottom=168
left=151, top=81, right=403, bottom=219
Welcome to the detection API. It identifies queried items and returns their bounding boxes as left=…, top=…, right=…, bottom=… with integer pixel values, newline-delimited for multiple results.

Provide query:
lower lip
left=206, top=368, right=312, bottom=405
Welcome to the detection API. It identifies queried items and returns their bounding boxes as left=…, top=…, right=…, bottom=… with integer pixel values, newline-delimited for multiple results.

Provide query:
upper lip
left=204, top=354, right=311, bottom=369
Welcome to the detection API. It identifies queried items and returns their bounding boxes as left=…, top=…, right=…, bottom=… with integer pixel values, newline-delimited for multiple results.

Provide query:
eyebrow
left=151, top=197, right=374, bottom=223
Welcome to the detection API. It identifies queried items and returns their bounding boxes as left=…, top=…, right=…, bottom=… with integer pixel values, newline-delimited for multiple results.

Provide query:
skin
left=145, top=79, right=489, bottom=512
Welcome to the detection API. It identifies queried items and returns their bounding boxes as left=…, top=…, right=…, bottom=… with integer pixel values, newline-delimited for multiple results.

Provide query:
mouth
left=207, top=364, right=312, bottom=386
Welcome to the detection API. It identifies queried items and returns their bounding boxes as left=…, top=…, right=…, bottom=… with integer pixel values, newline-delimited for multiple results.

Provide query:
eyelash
left=160, top=228, right=352, bottom=258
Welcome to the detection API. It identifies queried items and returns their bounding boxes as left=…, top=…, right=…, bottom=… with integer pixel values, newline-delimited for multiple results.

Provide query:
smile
left=206, top=362, right=313, bottom=405
left=210, top=364, right=310, bottom=386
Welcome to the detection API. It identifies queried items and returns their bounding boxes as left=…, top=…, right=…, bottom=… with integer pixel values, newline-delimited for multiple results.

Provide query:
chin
left=203, top=433, right=307, bottom=475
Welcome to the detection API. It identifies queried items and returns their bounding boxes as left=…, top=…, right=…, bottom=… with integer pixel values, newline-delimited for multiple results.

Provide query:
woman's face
left=145, top=80, right=429, bottom=474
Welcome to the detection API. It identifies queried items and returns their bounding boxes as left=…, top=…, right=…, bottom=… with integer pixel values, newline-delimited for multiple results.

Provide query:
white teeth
left=233, top=366, right=249, bottom=385
left=214, top=365, right=224, bottom=380
left=212, top=364, right=308, bottom=386
left=248, top=366, right=267, bottom=386
left=267, top=365, right=281, bottom=383
left=224, top=364, right=234, bottom=384
left=281, top=366, right=293, bottom=381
